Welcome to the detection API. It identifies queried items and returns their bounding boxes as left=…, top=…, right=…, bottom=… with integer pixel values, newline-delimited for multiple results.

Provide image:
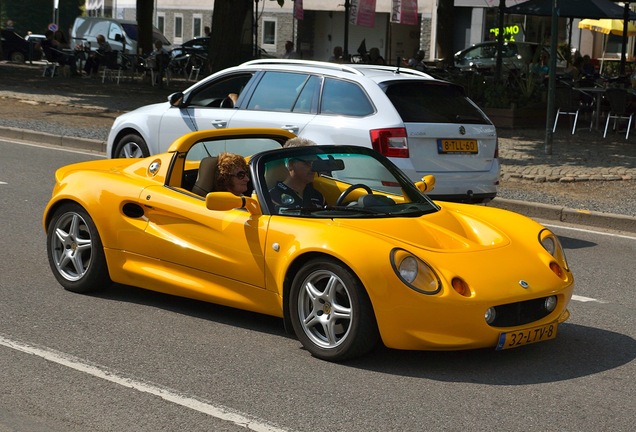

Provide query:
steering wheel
left=336, top=184, right=373, bottom=206
left=220, top=96, right=235, bottom=108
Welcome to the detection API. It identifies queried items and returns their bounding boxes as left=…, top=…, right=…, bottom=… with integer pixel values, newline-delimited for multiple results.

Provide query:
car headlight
left=539, top=229, right=570, bottom=276
left=390, top=248, right=441, bottom=295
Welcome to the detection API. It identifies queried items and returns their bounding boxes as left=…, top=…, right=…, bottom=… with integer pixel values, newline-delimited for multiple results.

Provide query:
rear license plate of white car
left=495, top=323, right=558, bottom=350
left=437, top=139, right=478, bottom=154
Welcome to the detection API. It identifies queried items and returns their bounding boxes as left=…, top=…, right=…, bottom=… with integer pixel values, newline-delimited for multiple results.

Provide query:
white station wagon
left=107, top=59, right=499, bottom=202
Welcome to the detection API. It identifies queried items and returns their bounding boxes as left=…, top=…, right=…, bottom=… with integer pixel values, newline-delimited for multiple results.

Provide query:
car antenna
left=395, top=56, right=401, bottom=74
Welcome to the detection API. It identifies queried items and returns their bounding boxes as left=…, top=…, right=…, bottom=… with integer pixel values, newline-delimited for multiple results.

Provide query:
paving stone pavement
left=497, top=128, right=636, bottom=183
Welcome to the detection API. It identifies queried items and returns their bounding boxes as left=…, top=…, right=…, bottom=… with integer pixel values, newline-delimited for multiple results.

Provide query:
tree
left=136, top=0, right=154, bottom=55
left=207, top=0, right=254, bottom=73
left=436, top=0, right=455, bottom=68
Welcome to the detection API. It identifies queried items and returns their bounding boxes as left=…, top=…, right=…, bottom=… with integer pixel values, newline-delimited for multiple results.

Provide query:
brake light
left=370, top=128, right=409, bottom=158
left=494, top=138, right=499, bottom=158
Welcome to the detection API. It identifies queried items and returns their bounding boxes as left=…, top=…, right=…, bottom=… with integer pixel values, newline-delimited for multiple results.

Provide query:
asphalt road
left=1, top=139, right=635, bottom=432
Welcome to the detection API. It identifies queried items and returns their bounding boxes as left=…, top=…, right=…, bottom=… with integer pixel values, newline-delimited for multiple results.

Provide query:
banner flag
left=349, top=0, right=377, bottom=28
left=391, top=0, right=418, bottom=25
left=294, top=0, right=304, bottom=20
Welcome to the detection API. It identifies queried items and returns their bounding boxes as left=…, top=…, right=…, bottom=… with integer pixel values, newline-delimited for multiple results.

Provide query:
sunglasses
left=232, top=171, right=249, bottom=180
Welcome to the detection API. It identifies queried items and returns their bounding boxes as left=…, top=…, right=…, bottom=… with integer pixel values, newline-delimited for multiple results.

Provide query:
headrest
left=192, top=156, right=219, bottom=197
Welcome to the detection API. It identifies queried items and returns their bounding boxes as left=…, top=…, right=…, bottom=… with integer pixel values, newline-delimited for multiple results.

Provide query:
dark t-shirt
left=269, top=181, right=325, bottom=212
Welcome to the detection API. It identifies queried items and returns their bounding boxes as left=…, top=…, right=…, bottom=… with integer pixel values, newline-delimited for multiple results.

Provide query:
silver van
left=70, top=17, right=171, bottom=54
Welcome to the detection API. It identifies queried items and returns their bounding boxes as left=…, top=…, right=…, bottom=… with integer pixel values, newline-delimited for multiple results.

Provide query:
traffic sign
left=48, top=23, right=58, bottom=32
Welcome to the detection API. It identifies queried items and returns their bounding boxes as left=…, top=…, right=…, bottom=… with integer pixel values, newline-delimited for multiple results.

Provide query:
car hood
left=333, top=203, right=538, bottom=253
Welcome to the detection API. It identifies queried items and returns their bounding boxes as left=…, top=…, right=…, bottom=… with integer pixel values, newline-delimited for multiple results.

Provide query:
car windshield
left=253, top=145, right=440, bottom=218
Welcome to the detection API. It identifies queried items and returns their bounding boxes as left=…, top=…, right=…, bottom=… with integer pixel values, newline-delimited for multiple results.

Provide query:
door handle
left=211, top=120, right=227, bottom=129
left=281, top=125, right=299, bottom=134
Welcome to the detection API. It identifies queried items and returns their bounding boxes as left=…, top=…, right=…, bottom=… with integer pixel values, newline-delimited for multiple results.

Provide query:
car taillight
left=370, top=128, right=409, bottom=158
left=494, top=138, right=499, bottom=158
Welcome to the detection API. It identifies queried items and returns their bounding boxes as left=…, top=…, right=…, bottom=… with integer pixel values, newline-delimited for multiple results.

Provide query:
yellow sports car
left=43, top=128, right=574, bottom=361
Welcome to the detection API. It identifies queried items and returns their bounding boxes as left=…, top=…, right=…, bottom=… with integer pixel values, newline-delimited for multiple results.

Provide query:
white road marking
left=571, top=294, right=607, bottom=304
left=0, top=181, right=7, bottom=185
left=543, top=222, right=636, bottom=240
left=0, top=335, right=289, bottom=432
left=3, top=139, right=105, bottom=156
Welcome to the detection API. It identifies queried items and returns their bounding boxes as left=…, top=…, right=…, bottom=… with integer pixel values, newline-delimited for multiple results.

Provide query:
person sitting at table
left=146, top=40, right=171, bottom=84
left=83, top=34, right=112, bottom=77
left=41, top=29, right=79, bottom=76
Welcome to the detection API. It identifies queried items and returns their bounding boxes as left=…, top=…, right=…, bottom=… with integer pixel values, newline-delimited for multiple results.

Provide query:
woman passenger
left=215, top=152, right=250, bottom=196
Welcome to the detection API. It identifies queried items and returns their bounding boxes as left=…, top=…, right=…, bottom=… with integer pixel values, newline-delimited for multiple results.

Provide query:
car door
left=135, top=185, right=268, bottom=289
left=156, top=72, right=255, bottom=151
left=228, top=71, right=317, bottom=135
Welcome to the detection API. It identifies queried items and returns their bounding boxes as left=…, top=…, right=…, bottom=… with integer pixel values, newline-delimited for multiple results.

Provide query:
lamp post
left=344, top=0, right=350, bottom=59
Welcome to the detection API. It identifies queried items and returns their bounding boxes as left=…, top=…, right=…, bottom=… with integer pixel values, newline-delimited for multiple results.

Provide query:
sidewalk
left=1, top=60, right=635, bottom=233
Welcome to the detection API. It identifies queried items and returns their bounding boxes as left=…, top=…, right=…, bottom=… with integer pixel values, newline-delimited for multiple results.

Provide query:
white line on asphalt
left=0, top=181, right=7, bottom=185
left=571, top=295, right=607, bottom=304
left=0, top=335, right=290, bottom=432
left=4, top=139, right=105, bottom=156
left=543, top=223, right=636, bottom=240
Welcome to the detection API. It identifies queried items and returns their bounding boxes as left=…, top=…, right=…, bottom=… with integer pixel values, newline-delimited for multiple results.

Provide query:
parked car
left=107, top=59, right=499, bottom=203
left=45, top=127, right=574, bottom=361
left=454, top=41, right=566, bottom=72
left=69, top=16, right=171, bottom=54
left=174, top=36, right=275, bottom=58
left=1, top=29, right=43, bottom=62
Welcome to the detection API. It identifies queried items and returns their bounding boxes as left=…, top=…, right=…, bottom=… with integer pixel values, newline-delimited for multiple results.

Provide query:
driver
left=269, top=157, right=325, bottom=211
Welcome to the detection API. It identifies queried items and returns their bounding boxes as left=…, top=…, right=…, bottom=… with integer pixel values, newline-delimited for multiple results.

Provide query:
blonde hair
left=283, top=137, right=316, bottom=148
left=215, top=152, right=248, bottom=192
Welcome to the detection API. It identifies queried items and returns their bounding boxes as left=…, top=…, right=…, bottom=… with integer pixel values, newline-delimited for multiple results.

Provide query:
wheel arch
left=281, top=251, right=374, bottom=335
left=108, top=127, right=149, bottom=158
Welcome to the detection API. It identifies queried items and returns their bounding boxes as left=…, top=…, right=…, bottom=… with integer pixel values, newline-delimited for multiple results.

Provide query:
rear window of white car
left=383, top=81, right=491, bottom=124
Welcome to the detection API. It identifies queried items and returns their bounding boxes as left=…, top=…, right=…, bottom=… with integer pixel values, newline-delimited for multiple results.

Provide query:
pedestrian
left=283, top=40, right=299, bottom=59
left=330, top=46, right=344, bottom=63
left=368, top=47, right=385, bottom=65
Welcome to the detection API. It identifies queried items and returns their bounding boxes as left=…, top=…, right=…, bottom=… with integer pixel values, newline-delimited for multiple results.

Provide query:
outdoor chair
left=150, top=52, right=171, bottom=88
left=552, top=83, right=594, bottom=134
left=101, top=51, right=125, bottom=84
left=603, top=87, right=634, bottom=139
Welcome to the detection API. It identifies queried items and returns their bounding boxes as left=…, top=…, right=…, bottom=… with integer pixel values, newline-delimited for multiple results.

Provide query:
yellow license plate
left=495, top=323, right=558, bottom=350
left=437, top=139, right=478, bottom=154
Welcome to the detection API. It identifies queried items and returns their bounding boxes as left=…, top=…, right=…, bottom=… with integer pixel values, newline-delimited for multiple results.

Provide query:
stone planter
left=483, top=106, right=547, bottom=129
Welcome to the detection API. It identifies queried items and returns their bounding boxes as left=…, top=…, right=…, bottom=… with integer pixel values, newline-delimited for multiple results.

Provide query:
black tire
left=46, top=203, right=111, bottom=293
left=289, top=258, right=380, bottom=361
left=10, top=51, right=25, bottom=63
left=114, top=133, right=149, bottom=158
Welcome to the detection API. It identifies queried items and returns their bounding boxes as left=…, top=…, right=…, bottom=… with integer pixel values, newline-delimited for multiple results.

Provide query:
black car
left=1, top=29, right=43, bottom=62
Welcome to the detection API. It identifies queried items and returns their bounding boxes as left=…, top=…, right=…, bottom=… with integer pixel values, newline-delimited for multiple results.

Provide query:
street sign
left=48, top=23, right=58, bottom=32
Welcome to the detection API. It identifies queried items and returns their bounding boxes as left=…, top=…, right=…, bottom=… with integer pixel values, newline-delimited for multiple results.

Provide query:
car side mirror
left=169, top=92, right=185, bottom=107
left=206, top=192, right=262, bottom=215
left=415, top=175, right=435, bottom=193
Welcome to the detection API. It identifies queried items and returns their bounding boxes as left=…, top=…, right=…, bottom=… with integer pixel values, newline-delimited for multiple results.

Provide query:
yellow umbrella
left=578, top=19, right=636, bottom=74
left=578, top=19, right=636, bottom=36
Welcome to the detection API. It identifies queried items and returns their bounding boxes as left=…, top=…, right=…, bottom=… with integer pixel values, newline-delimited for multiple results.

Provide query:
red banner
left=391, top=0, right=418, bottom=25
left=349, top=0, right=377, bottom=28
left=294, top=0, right=304, bottom=20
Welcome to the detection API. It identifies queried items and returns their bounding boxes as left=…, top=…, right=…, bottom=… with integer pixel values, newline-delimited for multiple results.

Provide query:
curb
left=488, top=198, right=636, bottom=234
left=0, top=127, right=105, bottom=153
left=3, top=126, right=635, bottom=234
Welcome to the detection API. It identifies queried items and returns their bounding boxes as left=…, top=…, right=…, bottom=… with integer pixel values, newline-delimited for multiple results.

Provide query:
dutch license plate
left=495, top=323, right=558, bottom=350
left=437, top=139, right=478, bottom=154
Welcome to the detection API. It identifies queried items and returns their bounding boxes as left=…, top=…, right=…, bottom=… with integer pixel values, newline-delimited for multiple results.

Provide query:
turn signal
left=451, top=277, right=471, bottom=297
left=549, top=262, right=563, bottom=278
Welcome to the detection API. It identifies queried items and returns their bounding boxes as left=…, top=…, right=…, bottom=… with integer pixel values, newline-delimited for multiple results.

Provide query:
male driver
left=269, top=156, right=325, bottom=211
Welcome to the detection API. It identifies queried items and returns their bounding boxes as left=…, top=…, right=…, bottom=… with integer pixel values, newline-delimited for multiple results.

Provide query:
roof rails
left=241, top=59, right=365, bottom=75
left=350, top=64, right=432, bottom=78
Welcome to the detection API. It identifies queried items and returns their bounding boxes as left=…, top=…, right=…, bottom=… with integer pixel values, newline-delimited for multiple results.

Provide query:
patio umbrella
left=578, top=18, right=636, bottom=73
left=506, top=0, right=636, bottom=19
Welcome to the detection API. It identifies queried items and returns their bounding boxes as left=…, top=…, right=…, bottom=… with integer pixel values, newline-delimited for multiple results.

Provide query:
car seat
left=192, top=156, right=219, bottom=197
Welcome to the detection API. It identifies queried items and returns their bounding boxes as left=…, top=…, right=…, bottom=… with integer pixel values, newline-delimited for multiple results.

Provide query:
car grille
left=488, top=296, right=555, bottom=327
